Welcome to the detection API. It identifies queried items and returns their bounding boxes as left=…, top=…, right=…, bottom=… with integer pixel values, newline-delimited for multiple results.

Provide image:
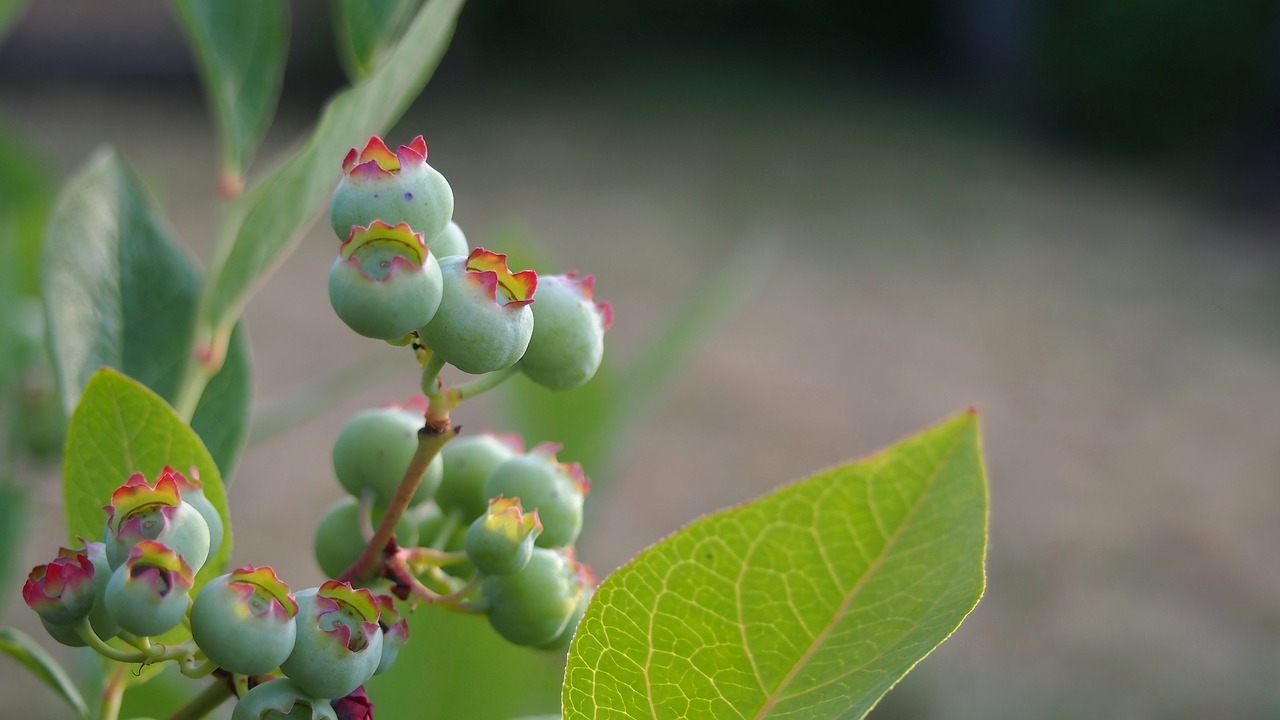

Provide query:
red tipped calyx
left=229, top=565, right=298, bottom=620
left=560, top=271, right=613, bottom=331
left=105, top=468, right=184, bottom=534
left=464, top=248, right=537, bottom=307
left=342, top=135, right=429, bottom=179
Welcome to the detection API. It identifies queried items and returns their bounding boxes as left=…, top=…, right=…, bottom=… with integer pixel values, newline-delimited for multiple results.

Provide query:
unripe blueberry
left=484, top=444, right=589, bottom=549
left=332, top=406, right=442, bottom=508
left=465, top=496, right=542, bottom=576
left=37, top=540, right=120, bottom=646
left=482, top=547, right=583, bottom=647
left=436, top=432, right=523, bottom=522
left=231, top=678, right=338, bottom=720
left=104, top=468, right=210, bottom=575
left=171, top=468, right=225, bottom=565
left=329, top=135, right=453, bottom=244
left=23, top=552, right=95, bottom=627
left=430, top=220, right=469, bottom=259
left=328, top=220, right=444, bottom=340
left=537, top=560, right=596, bottom=651
left=104, top=541, right=194, bottom=637
left=190, top=566, right=298, bottom=675
left=520, top=272, right=612, bottom=390
left=417, top=249, right=536, bottom=374
left=313, top=497, right=420, bottom=579
left=281, top=581, right=383, bottom=699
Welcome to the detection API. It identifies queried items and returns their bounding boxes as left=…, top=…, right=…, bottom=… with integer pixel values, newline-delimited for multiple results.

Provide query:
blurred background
left=2, top=0, right=1279, bottom=718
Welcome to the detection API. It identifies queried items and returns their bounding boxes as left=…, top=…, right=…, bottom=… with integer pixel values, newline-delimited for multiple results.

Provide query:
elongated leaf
left=62, top=369, right=232, bottom=589
left=41, top=149, right=252, bottom=478
left=199, top=0, right=464, bottom=341
left=0, top=627, right=90, bottom=720
left=0, top=483, right=27, bottom=610
left=170, top=0, right=288, bottom=192
left=331, top=0, right=424, bottom=79
left=564, top=411, right=988, bottom=719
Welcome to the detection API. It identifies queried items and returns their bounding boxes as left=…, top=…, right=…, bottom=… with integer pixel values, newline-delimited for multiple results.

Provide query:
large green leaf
left=198, top=0, right=465, bottom=342
left=61, top=368, right=232, bottom=589
left=0, top=627, right=90, bottom=720
left=170, top=0, right=288, bottom=192
left=331, top=0, right=425, bottom=79
left=564, top=411, right=988, bottom=719
left=41, top=149, right=252, bottom=478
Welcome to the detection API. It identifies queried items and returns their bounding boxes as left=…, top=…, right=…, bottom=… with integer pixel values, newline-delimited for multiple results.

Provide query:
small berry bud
left=520, top=271, right=612, bottom=390
left=482, top=547, right=583, bottom=647
left=328, top=220, right=444, bottom=340
left=484, top=444, right=589, bottom=549
left=464, top=496, right=542, bottom=576
left=436, top=432, right=523, bottom=522
left=103, top=467, right=211, bottom=575
left=430, top=220, right=469, bottom=259
left=313, top=497, right=420, bottom=579
left=191, top=565, right=299, bottom=675
left=23, top=552, right=96, bottom=627
left=417, top=249, right=536, bottom=374
left=282, top=581, right=384, bottom=699
left=331, top=404, right=442, bottom=508
left=329, top=135, right=453, bottom=244
left=104, top=540, right=194, bottom=637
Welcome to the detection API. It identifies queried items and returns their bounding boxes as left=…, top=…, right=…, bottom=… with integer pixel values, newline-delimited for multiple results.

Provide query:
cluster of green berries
left=23, top=468, right=404, bottom=716
left=326, top=136, right=612, bottom=387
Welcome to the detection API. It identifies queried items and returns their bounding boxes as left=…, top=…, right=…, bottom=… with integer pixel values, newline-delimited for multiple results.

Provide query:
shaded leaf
left=41, top=149, right=251, bottom=478
left=331, top=0, right=424, bottom=79
left=198, top=0, right=465, bottom=341
left=0, top=483, right=27, bottom=610
left=62, top=369, right=233, bottom=590
left=170, top=0, right=289, bottom=191
left=0, top=627, right=90, bottom=720
left=564, top=411, right=988, bottom=719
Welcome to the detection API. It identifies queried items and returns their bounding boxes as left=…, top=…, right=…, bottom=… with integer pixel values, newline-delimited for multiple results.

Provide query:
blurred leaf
left=564, top=411, right=988, bottom=719
left=198, top=0, right=465, bottom=341
left=170, top=0, right=289, bottom=191
left=41, top=149, right=251, bottom=478
left=331, top=0, right=424, bottom=80
left=0, top=483, right=27, bottom=610
left=0, top=0, right=28, bottom=44
left=366, top=607, right=562, bottom=720
left=0, top=627, right=91, bottom=720
left=62, top=368, right=233, bottom=591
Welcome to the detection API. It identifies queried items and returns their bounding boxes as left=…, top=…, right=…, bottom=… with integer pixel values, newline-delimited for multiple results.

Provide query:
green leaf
left=41, top=149, right=252, bottom=479
left=0, top=0, right=29, bottom=44
left=331, top=0, right=424, bottom=80
left=170, top=0, right=288, bottom=191
left=0, top=627, right=91, bottom=720
left=0, top=482, right=27, bottom=610
left=61, top=368, right=233, bottom=589
left=564, top=410, right=988, bottom=719
left=198, top=0, right=465, bottom=341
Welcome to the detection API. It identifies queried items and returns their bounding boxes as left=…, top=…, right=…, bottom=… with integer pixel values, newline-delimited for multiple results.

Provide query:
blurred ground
left=3, top=37, right=1280, bottom=720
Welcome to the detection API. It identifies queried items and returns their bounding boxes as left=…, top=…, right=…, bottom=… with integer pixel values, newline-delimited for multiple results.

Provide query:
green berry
left=104, top=468, right=211, bottom=575
left=520, top=272, right=612, bottom=390
left=436, top=432, right=523, bottom=522
left=104, top=541, right=193, bottom=637
left=171, top=469, right=224, bottom=567
left=329, top=135, right=453, bottom=244
left=482, top=547, right=582, bottom=647
left=328, top=220, right=444, bottom=340
left=281, top=582, right=383, bottom=699
left=23, top=552, right=95, bottom=627
left=332, top=406, right=442, bottom=508
left=417, top=250, right=536, bottom=374
left=190, top=566, right=298, bottom=675
left=231, top=678, right=337, bottom=720
left=430, top=220, right=469, bottom=259
left=464, top=496, right=542, bottom=576
left=537, top=563, right=596, bottom=651
left=484, top=445, right=589, bottom=549
left=313, top=497, right=420, bottom=579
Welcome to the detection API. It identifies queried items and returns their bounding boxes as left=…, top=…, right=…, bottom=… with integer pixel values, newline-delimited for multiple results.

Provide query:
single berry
left=104, top=541, right=194, bottom=637
left=190, top=565, right=299, bottom=675
left=103, top=467, right=211, bottom=575
left=331, top=405, right=442, bottom=508
left=436, top=432, right=523, bottom=522
left=328, top=220, right=444, bottom=340
left=464, top=496, right=542, bottom=576
left=482, top=547, right=583, bottom=647
left=313, top=496, right=420, bottom=579
left=38, top=540, right=121, bottom=646
left=331, top=686, right=374, bottom=720
left=417, top=249, right=536, bottom=374
left=483, top=444, right=589, bottom=549
left=537, top=559, right=596, bottom=651
left=171, top=467, right=225, bottom=565
left=329, top=135, right=453, bottom=244
left=281, top=581, right=383, bottom=699
left=231, top=678, right=338, bottom=720
left=430, top=220, right=469, bottom=259
left=520, top=272, right=612, bottom=390
left=23, top=551, right=95, bottom=627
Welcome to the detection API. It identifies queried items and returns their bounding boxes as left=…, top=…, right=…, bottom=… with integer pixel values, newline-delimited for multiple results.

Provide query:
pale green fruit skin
left=483, top=548, right=580, bottom=647
left=520, top=274, right=606, bottom=390
left=418, top=255, right=534, bottom=374
left=327, top=250, right=443, bottom=340
left=329, top=162, right=453, bottom=243
left=430, top=220, right=469, bottom=258
left=313, top=497, right=420, bottom=579
left=105, top=501, right=210, bottom=575
left=190, top=574, right=297, bottom=675
left=484, top=455, right=584, bottom=549
left=180, top=488, right=224, bottom=570
left=436, top=434, right=519, bottom=521
left=104, top=563, right=190, bottom=637
left=281, top=589, right=383, bottom=699
left=464, top=508, right=538, bottom=576
left=231, top=678, right=337, bottom=720
left=537, top=581, right=593, bottom=651
left=332, top=409, right=442, bottom=508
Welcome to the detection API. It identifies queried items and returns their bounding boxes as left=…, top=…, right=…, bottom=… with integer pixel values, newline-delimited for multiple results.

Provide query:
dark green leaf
left=41, top=149, right=251, bottom=478
left=170, top=0, right=289, bottom=191
left=62, top=368, right=233, bottom=589
left=198, top=0, right=465, bottom=338
left=0, top=627, right=91, bottom=720
left=331, top=0, right=424, bottom=79
left=564, top=411, right=988, bottom=719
